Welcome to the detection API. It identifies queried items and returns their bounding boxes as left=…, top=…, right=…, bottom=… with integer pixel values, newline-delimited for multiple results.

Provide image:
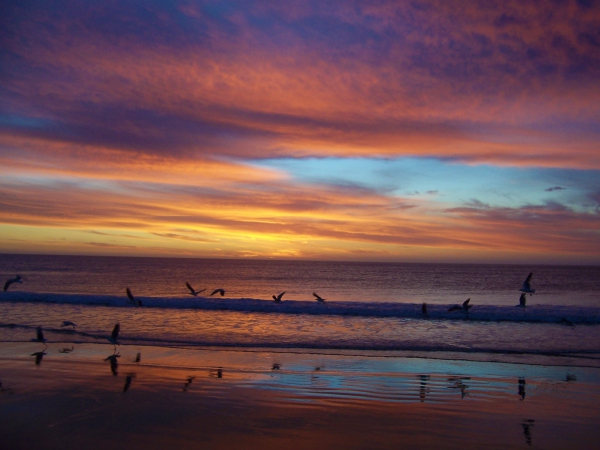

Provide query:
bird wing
left=463, top=298, right=471, bottom=308
left=126, top=288, right=135, bottom=302
left=111, top=323, right=120, bottom=340
left=278, top=292, right=285, bottom=300
left=186, top=282, right=194, bottom=294
left=519, top=293, right=526, bottom=306
left=211, top=289, right=224, bottom=296
left=313, top=292, right=321, bottom=300
left=3, top=280, right=10, bottom=291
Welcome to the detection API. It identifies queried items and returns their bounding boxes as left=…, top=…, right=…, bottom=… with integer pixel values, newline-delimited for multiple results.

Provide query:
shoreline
left=2, top=342, right=600, bottom=449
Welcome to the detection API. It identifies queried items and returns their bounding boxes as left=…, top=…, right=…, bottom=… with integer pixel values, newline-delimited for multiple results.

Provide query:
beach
left=2, top=342, right=600, bottom=449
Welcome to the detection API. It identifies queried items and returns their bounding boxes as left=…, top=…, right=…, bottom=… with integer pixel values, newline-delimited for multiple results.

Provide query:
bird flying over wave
left=3, top=275, right=22, bottom=292
left=210, top=288, right=225, bottom=297
left=519, top=273, right=536, bottom=295
left=448, top=298, right=472, bottom=316
left=186, top=282, right=206, bottom=296
left=126, top=287, right=143, bottom=306
left=313, top=292, right=325, bottom=303
left=273, top=292, right=285, bottom=303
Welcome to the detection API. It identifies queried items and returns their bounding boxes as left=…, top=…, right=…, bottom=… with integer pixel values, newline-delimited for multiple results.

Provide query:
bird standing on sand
left=61, top=321, right=77, bottom=329
left=107, top=323, right=120, bottom=350
left=273, top=292, right=285, bottom=303
left=3, top=275, right=22, bottom=292
left=210, top=288, right=225, bottom=297
left=516, top=293, right=527, bottom=308
left=519, top=273, right=536, bottom=296
left=448, top=298, right=472, bottom=316
left=126, top=287, right=143, bottom=306
left=186, top=282, right=206, bottom=297
left=313, top=292, right=325, bottom=303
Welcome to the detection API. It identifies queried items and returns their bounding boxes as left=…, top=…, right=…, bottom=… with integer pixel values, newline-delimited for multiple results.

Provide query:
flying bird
left=186, top=282, right=206, bottom=297
left=519, top=273, right=536, bottom=296
left=313, top=292, right=325, bottom=303
left=516, top=293, right=527, bottom=308
left=134, top=352, right=141, bottom=363
left=61, top=321, right=77, bottom=329
left=3, top=275, right=22, bottom=292
left=272, top=292, right=285, bottom=303
left=123, top=373, right=136, bottom=392
left=448, top=298, right=472, bottom=316
left=126, top=287, right=143, bottom=306
left=210, top=289, right=225, bottom=297
left=107, top=323, right=120, bottom=349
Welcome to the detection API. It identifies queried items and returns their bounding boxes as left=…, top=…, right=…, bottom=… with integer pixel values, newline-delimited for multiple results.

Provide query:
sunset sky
left=1, top=0, right=599, bottom=264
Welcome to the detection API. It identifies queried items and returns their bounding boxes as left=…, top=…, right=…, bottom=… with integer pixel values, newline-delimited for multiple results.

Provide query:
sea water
left=1, top=254, right=599, bottom=366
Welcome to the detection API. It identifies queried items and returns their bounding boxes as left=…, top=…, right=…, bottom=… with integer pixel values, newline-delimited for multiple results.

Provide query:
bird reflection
left=447, top=376, right=470, bottom=399
left=134, top=352, right=141, bottom=363
left=419, top=375, right=430, bottom=402
left=104, top=352, right=120, bottom=376
left=123, top=373, right=136, bottom=392
left=59, top=346, right=74, bottom=354
left=209, top=368, right=223, bottom=378
left=521, top=419, right=535, bottom=446
left=566, top=373, right=577, bottom=382
left=518, top=377, right=526, bottom=400
left=31, top=350, right=46, bottom=366
left=560, top=317, right=575, bottom=328
left=183, top=376, right=195, bottom=391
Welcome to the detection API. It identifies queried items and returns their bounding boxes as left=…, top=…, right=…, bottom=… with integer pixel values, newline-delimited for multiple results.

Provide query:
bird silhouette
left=186, top=282, right=206, bottom=296
left=516, top=293, right=527, bottom=308
left=210, top=289, right=225, bottom=297
left=126, top=287, right=143, bottom=306
left=519, top=273, right=536, bottom=295
left=3, top=275, right=22, bottom=292
left=107, top=323, right=120, bottom=350
left=313, top=292, right=325, bottom=303
left=272, top=292, right=285, bottom=303
left=61, top=321, right=77, bottom=329
left=448, top=298, right=472, bottom=316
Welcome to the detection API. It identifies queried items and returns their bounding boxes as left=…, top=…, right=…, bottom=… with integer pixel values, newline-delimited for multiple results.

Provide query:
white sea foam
left=2, top=291, right=599, bottom=324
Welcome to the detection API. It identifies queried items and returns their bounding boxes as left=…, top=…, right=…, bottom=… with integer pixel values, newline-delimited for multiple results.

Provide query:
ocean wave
left=2, top=291, right=599, bottom=324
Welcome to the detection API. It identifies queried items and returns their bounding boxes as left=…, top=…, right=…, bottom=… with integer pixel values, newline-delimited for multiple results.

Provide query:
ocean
left=1, top=254, right=599, bottom=367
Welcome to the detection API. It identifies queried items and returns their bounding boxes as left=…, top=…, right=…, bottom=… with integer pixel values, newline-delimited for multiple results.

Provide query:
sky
left=1, top=0, right=599, bottom=264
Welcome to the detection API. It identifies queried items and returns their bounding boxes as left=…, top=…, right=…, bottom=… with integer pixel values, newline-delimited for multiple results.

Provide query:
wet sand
left=1, top=343, right=600, bottom=449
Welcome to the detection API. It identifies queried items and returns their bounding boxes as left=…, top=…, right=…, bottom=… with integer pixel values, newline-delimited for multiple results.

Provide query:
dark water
left=1, top=254, right=600, bottom=365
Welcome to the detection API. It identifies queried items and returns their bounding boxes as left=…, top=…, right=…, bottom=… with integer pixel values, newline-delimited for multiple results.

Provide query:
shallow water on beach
left=1, top=255, right=600, bottom=367
left=1, top=344, right=600, bottom=449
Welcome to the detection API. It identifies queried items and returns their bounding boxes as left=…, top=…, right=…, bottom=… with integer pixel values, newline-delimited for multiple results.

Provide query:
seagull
left=3, top=275, right=22, bottom=292
left=516, top=293, right=527, bottom=308
left=273, top=292, right=285, bottom=303
left=61, top=321, right=77, bottom=329
left=210, top=289, right=225, bottom=297
left=448, top=298, right=472, bottom=316
left=126, top=287, right=143, bottom=306
left=313, top=292, right=325, bottom=303
left=422, top=302, right=428, bottom=315
left=186, top=282, right=206, bottom=297
left=519, top=273, right=536, bottom=296
left=107, top=323, right=120, bottom=350
left=33, top=326, right=47, bottom=347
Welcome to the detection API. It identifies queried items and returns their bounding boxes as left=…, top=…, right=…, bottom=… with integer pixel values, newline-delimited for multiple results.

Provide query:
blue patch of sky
left=0, top=115, right=53, bottom=130
left=254, top=157, right=599, bottom=212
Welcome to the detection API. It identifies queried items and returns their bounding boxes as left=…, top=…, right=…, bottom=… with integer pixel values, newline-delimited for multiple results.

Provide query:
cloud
left=545, top=186, right=566, bottom=191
